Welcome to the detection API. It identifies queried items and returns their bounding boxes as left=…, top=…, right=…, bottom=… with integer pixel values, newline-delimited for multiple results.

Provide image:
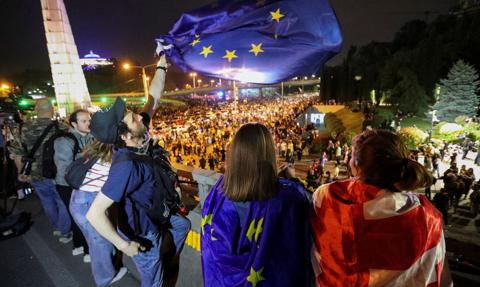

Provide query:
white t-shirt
left=79, top=160, right=111, bottom=192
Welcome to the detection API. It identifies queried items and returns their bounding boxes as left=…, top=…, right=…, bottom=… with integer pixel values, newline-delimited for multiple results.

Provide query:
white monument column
left=41, top=0, right=91, bottom=116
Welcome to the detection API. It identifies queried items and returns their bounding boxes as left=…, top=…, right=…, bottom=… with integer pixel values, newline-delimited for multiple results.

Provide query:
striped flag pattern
left=310, top=179, right=445, bottom=287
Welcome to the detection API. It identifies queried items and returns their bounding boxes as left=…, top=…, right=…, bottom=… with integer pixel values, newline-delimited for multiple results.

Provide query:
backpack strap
left=112, top=152, right=150, bottom=235
left=27, top=121, right=59, bottom=158
left=64, top=133, right=80, bottom=160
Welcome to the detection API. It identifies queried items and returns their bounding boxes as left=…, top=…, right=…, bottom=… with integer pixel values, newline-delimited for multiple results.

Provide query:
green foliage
left=432, top=122, right=464, bottom=143
left=398, top=127, right=428, bottom=150
left=400, top=117, right=432, bottom=132
left=454, top=115, right=469, bottom=125
left=464, top=122, right=480, bottom=141
left=387, top=68, right=433, bottom=116
left=433, top=60, right=480, bottom=121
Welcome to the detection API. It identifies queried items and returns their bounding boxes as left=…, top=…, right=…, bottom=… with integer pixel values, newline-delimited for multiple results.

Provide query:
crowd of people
left=150, top=93, right=319, bottom=173
left=2, top=52, right=474, bottom=287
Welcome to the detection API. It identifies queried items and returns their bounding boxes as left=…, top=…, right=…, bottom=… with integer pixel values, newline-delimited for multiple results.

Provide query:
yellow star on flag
left=246, top=267, right=265, bottom=287
left=191, top=38, right=201, bottom=46
left=223, top=50, right=238, bottom=62
left=270, top=8, right=284, bottom=22
left=201, top=213, right=213, bottom=235
left=246, top=217, right=264, bottom=242
left=254, top=218, right=263, bottom=242
left=200, top=45, right=214, bottom=58
left=249, top=43, right=264, bottom=56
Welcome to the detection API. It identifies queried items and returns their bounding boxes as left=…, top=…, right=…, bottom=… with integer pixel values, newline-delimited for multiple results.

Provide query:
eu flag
left=158, top=0, right=342, bottom=84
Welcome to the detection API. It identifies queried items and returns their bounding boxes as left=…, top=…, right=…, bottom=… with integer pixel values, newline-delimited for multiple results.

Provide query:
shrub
left=398, top=127, right=428, bottom=150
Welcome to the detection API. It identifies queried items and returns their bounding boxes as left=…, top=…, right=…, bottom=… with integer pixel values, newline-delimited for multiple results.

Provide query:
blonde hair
left=222, top=123, right=278, bottom=201
left=81, top=140, right=114, bottom=163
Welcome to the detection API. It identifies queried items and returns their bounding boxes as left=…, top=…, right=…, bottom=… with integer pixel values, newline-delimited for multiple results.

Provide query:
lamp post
left=354, top=75, right=363, bottom=103
left=123, top=63, right=157, bottom=101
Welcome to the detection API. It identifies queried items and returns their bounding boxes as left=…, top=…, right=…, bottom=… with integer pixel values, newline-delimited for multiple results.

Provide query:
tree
left=433, top=60, right=480, bottom=121
left=386, top=68, right=432, bottom=116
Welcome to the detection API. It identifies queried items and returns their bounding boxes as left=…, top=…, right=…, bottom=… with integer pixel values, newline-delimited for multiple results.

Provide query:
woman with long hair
left=201, top=123, right=313, bottom=286
left=310, top=129, right=452, bottom=287
left=69, top=140, right=127, bottom=286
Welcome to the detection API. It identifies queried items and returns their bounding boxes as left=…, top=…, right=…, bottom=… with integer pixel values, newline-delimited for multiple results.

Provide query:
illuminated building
left=80, top=50, right=113, bottom=70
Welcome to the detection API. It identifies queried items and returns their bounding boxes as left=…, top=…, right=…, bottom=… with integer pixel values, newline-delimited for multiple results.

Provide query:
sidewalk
left=0, top=194, right=203, bottom=287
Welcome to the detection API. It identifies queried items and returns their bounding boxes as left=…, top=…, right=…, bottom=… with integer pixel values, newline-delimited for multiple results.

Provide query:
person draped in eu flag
left=157, top=0, right=342, bottom=84
left=309, top=130, right=453, bottom=287
left=201, top=123, right=313, bottom=287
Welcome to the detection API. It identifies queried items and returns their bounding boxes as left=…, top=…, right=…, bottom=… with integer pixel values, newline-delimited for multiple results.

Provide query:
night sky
left=0, top=0, right=457, bottom=78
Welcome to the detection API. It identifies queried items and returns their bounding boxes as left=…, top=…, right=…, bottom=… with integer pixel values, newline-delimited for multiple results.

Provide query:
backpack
left=64, top=157, right=98, bottom=189
left=113, top=147, right=183, bottom=231
left=42, top=126, right=80, bottom=179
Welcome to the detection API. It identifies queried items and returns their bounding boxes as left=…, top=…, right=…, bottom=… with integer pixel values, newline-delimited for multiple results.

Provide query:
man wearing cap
left=87, top=54, right=190, bottom=287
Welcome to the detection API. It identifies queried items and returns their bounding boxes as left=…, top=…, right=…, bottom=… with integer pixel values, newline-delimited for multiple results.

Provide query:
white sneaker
left=83, top=254, right=91, bottom=263
left=53, top=230, right=62, bottom=237
left=111, top=267, right=128, bottom=284
left=59, top=233, right=73, bottom=244
left=72, top=246, right=84, bottom=256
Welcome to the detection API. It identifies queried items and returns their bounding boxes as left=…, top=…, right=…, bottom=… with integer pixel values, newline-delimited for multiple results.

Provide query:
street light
left=197, top=79, right=202, bottom=87
left=189, top=72, right=197, bottom=89
left=210, top=79, right=215, bottom=87
left=123, top=62, right=157, bottom=100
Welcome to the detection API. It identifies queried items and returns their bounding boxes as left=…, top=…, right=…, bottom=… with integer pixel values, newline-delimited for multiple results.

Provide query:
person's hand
left=120, top=241, right=143, bottom=257
left=18, top=174, right=31, bottom=183
left=156, top=54, right=167, bottom=69
left=278, top=162, right=296, bottom=179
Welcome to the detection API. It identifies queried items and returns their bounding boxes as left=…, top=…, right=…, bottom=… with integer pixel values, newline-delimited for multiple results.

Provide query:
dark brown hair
left=82, top=140, right=114, bottom=164
left=352, top=129, right=432, bottom=191
left=222, top=123, right=278, bottom=201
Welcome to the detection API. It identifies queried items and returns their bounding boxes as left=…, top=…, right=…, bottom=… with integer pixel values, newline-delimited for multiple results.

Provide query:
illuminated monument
left=41, top=0, right=91, bottom=116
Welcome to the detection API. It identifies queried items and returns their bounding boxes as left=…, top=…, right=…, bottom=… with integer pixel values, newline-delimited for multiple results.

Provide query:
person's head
left=82, top=140, right=114, bottom=163
left=35, top=98, right=54, bottom=119
left=350, top=129, right=432, bottom=191
left=117, top=110, right=147, bottom=148
left=69, top=109, right=91, bottom=135
left=222, top=123, right=277, bottom=201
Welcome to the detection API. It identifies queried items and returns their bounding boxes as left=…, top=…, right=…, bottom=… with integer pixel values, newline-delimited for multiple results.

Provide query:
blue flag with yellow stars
left=201, top=176, right=313, bottom=287
left=158, top=0, right=342, bottom=84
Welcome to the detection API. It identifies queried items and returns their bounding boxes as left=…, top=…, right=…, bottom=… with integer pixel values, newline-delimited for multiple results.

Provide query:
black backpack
left=42, top=125, right=80, bottom=179
left=113, top=147, right=183, bottom=232
left=64, top=157, right=98, bottom=189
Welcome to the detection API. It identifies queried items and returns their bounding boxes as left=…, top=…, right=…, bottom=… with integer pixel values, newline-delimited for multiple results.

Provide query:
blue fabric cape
left=201, top=177, right=313, bottom=286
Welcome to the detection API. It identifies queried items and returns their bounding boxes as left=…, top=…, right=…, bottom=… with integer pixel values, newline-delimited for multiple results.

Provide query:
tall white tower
left=41, top=0, right=91, bottom=116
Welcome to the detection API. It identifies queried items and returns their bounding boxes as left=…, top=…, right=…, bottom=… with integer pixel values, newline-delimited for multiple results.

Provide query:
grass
left=400, top=117, right=431, bottom=132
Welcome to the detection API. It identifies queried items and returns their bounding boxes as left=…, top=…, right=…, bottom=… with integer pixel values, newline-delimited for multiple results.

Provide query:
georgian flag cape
left=310, top=179, right=445, bottom=287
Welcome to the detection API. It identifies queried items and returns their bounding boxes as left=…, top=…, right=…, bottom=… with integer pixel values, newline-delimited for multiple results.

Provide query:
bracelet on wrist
left=156, top=66, right=167, bottom=72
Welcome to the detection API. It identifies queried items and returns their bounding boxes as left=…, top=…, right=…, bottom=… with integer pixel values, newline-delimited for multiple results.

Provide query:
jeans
left=168, top=214, right=191, bottom=253
left=57, top=184, right=89, bottom=253
left=32, top=179, right=71, bottom=235
left=70, top=190, right=117, bottom=287
left=132, top=231, right=164, bottom=287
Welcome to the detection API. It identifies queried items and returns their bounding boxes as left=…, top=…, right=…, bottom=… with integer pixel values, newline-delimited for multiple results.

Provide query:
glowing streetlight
left=122, top=62, right=157, bottom=100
